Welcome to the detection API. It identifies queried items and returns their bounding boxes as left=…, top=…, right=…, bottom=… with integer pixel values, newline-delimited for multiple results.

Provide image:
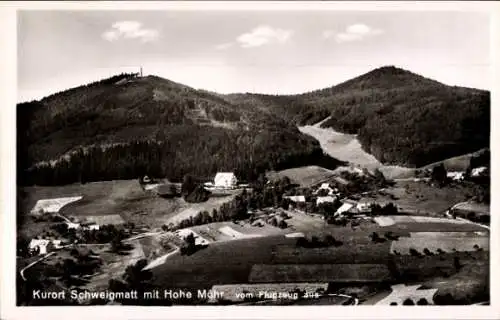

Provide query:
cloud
left=214, top=42, right=234, bottom=50
left=324, top=23, right=383, bottom=43
left=101, top=21, right=159, bottom=43
left=236, top=25, right=293, bottom=48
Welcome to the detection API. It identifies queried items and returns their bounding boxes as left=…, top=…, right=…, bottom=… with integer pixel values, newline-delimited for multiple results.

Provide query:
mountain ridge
left=17, top=66, right=490, bottom=185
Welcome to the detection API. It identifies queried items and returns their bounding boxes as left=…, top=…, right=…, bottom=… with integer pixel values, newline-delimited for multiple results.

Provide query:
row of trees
left=19, top=126, right=341, bottom=186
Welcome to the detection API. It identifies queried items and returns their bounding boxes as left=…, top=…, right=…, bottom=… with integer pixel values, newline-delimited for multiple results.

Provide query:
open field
left=365, top=180, right=486, bottom=217
left=298, top=124, right=414, bottom=179
left=190, top=221, right=282, bottom=243
left=420, top=148, right=488, bottom=172
left=81, top=240, right=145, bottom=291
left=452, top=201, right=490, bottom=215
left=19, top=180, right=240, bottom=228
left=284, top=210, right=326, bottom=231
left=271, top=243, right=392, bottom=264
left=374, top=215, right=475, bottom=227
left=248, top=264, right=393, bottom=283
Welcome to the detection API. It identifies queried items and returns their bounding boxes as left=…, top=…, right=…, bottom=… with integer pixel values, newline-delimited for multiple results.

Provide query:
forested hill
left=225, top=66, right=490, bottom=167
left=17, top=73, right=344, bottom=186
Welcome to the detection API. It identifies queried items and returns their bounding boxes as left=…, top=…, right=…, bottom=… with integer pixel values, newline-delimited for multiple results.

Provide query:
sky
left=17, top=10, right=490, bottom=102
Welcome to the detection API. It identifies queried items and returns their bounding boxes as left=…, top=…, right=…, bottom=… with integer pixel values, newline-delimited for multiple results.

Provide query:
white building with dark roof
left=213, top=172, right=238, bottom=188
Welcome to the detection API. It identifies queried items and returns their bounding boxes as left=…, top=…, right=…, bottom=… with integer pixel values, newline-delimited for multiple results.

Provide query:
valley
left=16, top=67, right=490, bottom=307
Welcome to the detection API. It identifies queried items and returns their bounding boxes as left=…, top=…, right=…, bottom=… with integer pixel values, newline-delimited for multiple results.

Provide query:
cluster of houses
left=283, top=182, right=378, bottom=218
left=446, top=166, right=488, bottom=182
left=27, top=196, right=126, bottom=256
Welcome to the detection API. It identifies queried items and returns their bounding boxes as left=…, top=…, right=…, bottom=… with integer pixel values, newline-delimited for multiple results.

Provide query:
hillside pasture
left=271, top=243, right=392, bottom=265
left=374, top=215, right=472, bottom=227
left=298, top=124, right=415, bottom=179
left=190, top=221, right=283, bottom=243
left=248, top=264, right=393, bottom=283
left=267, top=165, right=337, bottom=188
left=19, top=180, right=239, bottom=228
left=368, top=180, right=484, bottom=217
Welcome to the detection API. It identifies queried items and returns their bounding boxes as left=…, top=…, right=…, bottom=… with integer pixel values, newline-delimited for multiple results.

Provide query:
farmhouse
left=356, top=202, right=373, bottom=213
left=65, top=222, right=81, bottom=229
left=284, top=195, right=306, bottom=203
left=316, top=196, right=336, bottom=205
left=213, top=172, right=238, bottom=189
left=29, top=239, right=63, bottom=255
left=447, top=171, right=465, bottom=181
left=471, top=166, right=488, bottom=177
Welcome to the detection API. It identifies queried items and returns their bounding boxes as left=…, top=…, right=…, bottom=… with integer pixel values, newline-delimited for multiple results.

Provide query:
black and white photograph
left=1, top=1, right=498, bottom=318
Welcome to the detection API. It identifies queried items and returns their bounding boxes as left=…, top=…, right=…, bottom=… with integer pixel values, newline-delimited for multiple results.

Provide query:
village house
left=447, top=171, right=465, bottom=181
left=29, top=239, right=63, bottom=255
left=356, top=202, right=373, bottom=213
left=65, top=221, right=81, bottom=230
left=316, top=196, right=337, bottom=206
left=334, top=202, right=354, bottom=216
left=284, top=195, right=306, bottom=203
left=471, top=166, right=488, bottom=177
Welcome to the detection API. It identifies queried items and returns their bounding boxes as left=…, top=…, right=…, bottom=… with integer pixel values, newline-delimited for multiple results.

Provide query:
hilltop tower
left=140, top=66, right=143, bottom=77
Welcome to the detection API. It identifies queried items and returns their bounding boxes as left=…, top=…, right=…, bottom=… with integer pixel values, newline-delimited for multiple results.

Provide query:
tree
left=382, top=203, right=398, bottom=215
left=409, top=248, right=421, bottom=257
left=453, top=256, right=462, bottom=271
left=269, top=217, right=278, bottom=227
left=423, top=248, right=434, bottom=256
left=431, top=163, right=447, bottom=186
left=296, top=237, right=308, bottom=247
left=181, top=174, right=197, bottom=196
left=373, top=168, right=386, bottom=186
left=402, top=298, right=415, bottom=305
left=370, top=232, right=382, bottom=243
left=417, top=298, right=429, bottom=305
left=278, top=220, right=288, bottom=229
left=111, top=234, right=124, bottom=253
